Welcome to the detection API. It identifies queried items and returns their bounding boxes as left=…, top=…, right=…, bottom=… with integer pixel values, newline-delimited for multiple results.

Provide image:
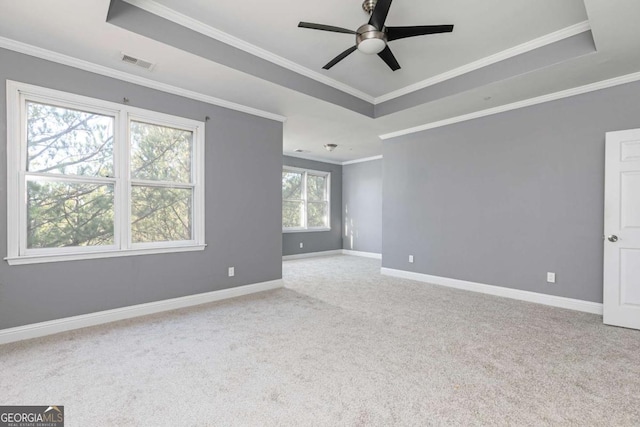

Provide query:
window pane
left=130, top=121, right=192, bottom=183
left=283, top=200, right=304, bottom=228
left=307, top=175, right=327, bottom=201
left=27, top=180, right=115, bottom=248
left=282, top=171, right=302, bottom=199
left=27, top=102, right=114, bottom=177
left=131, top=186, right=192, bottom=243
left=307, top=202, right=328, bottom=228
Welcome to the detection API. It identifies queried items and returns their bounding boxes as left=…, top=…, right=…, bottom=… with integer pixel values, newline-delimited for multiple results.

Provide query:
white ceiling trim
left=374, top=21, right=592, bottom=104
left=123, top=0, right=376, bottom=103
left=379, top=69, right=640, bottom=140
left=0, top=36, right=286, bottom=122
left=342, top=155, right=383, bottom=165
left=122, top=0, right=591, bottom=107
left=283, top=152, right=343, bottom=165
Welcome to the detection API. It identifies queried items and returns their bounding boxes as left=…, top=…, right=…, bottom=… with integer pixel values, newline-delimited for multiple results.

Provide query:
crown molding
left=284, top=152, right=385, bottom=165
left=117, top=2, right=593, bottom=108
left=283, top=152, right=344, bottom=165
left=342, top=155, right=383, bottom=165
left=123, top=0, right=375, bottom=104
left=374, top=20, right=592, bottom=104
left=0, top=36, right=287, bottom=122
left=379, top=70, right=640, bottom=140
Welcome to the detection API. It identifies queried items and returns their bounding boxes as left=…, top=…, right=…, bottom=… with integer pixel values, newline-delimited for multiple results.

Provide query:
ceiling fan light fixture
left=357, top=38, right=386, bottom=54
left=298, top=0, right=454, bottom=71
left=356, top=24, right=387, bottom=55
left=324, top=143, right=338, bottom=152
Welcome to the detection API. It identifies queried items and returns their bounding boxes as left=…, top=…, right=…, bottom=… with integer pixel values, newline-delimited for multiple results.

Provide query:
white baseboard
left=282, top=250, right=343, bottom=261
left=0, top=279, right=283, bottom=345
left=381, top=268, right=603, bottom=315
left=342, top=250, right=382, bottom=259
left=283, top=249, right=382, bottom=261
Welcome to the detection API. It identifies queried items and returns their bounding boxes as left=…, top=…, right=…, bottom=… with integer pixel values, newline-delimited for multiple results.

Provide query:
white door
left=604, top=129, right=640, bottom=330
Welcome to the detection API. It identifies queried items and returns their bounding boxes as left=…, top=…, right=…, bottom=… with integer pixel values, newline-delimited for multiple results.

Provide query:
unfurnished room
left=0, top=0, right=639, bottom=425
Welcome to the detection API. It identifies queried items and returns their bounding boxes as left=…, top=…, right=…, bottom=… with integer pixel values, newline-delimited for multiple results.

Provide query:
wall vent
left=120, top=53, right=155, bottom=71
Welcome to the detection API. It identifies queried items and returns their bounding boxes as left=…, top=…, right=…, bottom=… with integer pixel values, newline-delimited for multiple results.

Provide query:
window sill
left=282, top=228, right=331, bottom=233
left=5, top=244, right=207, bottom=266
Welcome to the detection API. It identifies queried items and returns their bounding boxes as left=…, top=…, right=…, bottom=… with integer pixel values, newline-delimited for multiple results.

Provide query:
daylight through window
left=6, top=82, right=205, bottom=264
left=282, top=167, right=330, bottom=231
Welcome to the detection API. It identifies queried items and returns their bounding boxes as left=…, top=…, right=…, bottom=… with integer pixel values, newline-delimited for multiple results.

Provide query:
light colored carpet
left=1, top=255, right=639, bottom=426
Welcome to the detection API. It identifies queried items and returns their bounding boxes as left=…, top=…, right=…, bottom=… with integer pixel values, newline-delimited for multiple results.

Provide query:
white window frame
left=5, top=80, right=206, bottom=265
left=282, top=166, right=331, bottom=232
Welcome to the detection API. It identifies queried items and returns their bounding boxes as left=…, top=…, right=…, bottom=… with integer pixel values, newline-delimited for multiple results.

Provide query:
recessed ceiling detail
left=109, top=0, right=594, bottom=118
left=134, top=0, right=588, bottom=97
left=3, top=0, right=640, bottom=163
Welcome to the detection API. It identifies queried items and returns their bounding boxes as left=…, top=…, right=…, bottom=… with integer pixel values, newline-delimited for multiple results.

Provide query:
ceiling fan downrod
left=362, top=0, right=377, bottom=15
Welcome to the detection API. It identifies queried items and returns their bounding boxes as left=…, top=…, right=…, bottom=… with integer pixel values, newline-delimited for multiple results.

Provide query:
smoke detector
left=120, top=53, right=155, bottom=71
left=324, top=144, right=338, bottom=152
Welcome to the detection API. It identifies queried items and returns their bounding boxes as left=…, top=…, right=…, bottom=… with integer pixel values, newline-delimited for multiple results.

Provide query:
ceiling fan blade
left=368, top=0, right=393, bottom=30
left=323, top=45, right=358, bottom=70
left=378, top=45, right=400, bottom=71
left=298, top=22, right=356, bottom=34
left=386, top=25, right=454, bottom=42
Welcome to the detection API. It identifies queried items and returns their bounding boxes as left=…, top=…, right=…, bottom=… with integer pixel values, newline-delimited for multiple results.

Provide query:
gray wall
left=0, top=48, right=283, bottom=329
left=383, top=80, right=640, bottom=303
left=282, top=156, right=342, bottom=256
left=342, top=159, right=382, bottom=254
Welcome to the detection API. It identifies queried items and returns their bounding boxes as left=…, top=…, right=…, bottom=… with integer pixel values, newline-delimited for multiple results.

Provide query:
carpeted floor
left=1, top=255, right=639, bottom=426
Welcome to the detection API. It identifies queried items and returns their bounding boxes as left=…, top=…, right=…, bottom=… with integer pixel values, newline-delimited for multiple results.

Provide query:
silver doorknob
left=608, top=235, right=618, bottom=242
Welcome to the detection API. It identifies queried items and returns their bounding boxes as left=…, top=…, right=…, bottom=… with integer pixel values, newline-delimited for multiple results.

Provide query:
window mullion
left=16, top=95, right=28, bottom=257
left=303, top=172, right=308, bottom=229
left=116, top=110, right=131, bottom=250
left=130, top=179, right=194, bottom=189
left=24, top=172, right=116, bottom=185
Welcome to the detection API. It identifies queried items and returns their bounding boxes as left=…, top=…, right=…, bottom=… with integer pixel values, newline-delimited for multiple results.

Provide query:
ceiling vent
left=120, top=53, right=155, bottom=71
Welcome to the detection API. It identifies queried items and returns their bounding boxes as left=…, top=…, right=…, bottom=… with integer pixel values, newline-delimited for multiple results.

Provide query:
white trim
left=281, top=249, right=381, bottom=260
left=6, top=80, right=19, bottom=268
left=374, top=21, right=591, bottom=104
left=0, top=279, right=283, bottom=345
left=282, top=249, right=343, bottom=261
left=123, top=0, right=375, bottom=104
left=380, top=268, right=603, bottom=315
left=6, top=244, right=207, bottom=266
left=0, top=20, right=592, bottom=115
left=380, top=70, right=640, bottom=140
left=284, top=152, right=343, bottom=166
left=342, top=155, right=383, bottom=165
left=117, top=2, right=589, bottom=106
left=282, top=166, right=331, bottom=232
left=284, top=152, right=384, bottom=167
left=6, top=81, right=207, bottom=265
left=282, top=228, right=331, bottom=234
left=342, top=249, right=382, bottom=259
left=0, top=36, right=286, bottom=123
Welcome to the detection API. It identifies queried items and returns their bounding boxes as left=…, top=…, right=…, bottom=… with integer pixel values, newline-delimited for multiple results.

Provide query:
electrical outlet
left=547, top=272, right=555, bottom=283
left=409, top=255, right=414, bottom=263
left=300, top=242, right=303, bottom=248
left=228, top=267, right=235, bottom=277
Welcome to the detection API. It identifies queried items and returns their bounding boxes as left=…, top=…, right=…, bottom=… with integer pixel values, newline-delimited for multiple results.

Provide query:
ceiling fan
left=298, top=0, right=454, bottom=71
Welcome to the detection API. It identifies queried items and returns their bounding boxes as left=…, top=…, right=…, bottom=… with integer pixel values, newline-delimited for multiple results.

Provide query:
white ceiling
left=151, top=0, right=589, bottom=98
left=1, top=0, right=640, bottom=163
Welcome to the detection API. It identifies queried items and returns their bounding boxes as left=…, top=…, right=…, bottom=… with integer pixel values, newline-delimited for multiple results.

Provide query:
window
left=282, top=167, right=330, bottom=231
left=6, top=81, right=205, bottom=265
